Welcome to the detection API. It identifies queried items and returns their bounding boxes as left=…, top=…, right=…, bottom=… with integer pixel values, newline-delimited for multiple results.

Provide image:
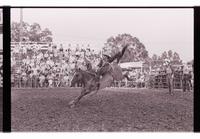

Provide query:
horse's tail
left=121, top=44, right=129, bottom=58
left=115, top=44, right=129, bottom=63
left=107, top=44, right=129, bottom=64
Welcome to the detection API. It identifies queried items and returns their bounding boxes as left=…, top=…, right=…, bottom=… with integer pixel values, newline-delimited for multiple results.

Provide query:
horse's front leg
left=87, top=84, right=100, bottom=97
left=87, top=89, right=99, bottom=97
left=68, top=88, right=89, bottom=108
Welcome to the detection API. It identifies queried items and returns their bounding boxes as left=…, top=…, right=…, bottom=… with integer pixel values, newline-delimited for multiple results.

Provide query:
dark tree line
left=11, top=21, right=53, bottom=42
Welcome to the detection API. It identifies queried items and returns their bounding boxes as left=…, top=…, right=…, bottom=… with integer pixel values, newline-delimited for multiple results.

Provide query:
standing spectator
left=48, top=73, right=54, bottom=88
left=188, top=71, right=192, bottom=91
left=144, top=71, right=150, bottom=88
left=64, top=73, right=70, bottom=87
left=21, top=72, right=27, bottom=88
left=165, top=63, right=174, bottom=95
left=179, top=66, right=184, bottom=89
left=39, top=73, right=45, bottom=87
left=182, top=64, right=190, bottom=92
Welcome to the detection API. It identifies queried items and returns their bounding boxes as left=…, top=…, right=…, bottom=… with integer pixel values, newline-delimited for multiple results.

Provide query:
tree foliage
left=150, top=50, right=182, bottom=68
left=103, top=33, right=148, bottom=62
left=11, top=21, right=53, bottom=42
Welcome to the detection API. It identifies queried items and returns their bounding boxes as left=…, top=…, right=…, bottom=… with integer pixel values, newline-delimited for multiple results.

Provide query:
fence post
left=19, top=78, right=21, bottom=88
left=34, top=77, right=36, bottom=88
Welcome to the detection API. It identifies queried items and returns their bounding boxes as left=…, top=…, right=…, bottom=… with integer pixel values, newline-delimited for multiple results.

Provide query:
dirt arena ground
left=11, top=88, right=193, bottom=132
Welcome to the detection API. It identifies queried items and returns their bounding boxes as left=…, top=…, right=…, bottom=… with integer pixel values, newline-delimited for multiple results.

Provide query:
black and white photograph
left=10, top=8, right=193, bottom=132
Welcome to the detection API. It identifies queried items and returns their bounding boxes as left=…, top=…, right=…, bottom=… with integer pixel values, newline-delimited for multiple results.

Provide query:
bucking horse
left=69, top=45, right=129, bottom=108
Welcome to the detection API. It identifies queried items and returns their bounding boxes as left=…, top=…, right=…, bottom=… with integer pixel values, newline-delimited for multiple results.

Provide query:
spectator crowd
left=10, top=42, right=193, bottom=92
left=11, top=43, right=101, bottom=88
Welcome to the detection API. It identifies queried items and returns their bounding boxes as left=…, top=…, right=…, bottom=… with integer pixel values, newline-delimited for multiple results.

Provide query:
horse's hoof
left=68, top=100, right=75, bottom=105
left=69, top=104, right=75, bottom=108
left=68, top=101, right=76, bottom=108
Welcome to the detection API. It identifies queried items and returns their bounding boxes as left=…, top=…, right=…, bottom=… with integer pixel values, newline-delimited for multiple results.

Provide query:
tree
left=103, top=33, right=149, bottom=62
left=28, top=23, right=41, bottom=42
left=168, top=50, right=173, bottom=60
left=40, top=28, right=53, bottom=42
left=161, top=51, right=168, bottom=60
left=157, top=50, right=182, bottom=65
left=151, top=54, right=158, bottom=67
left=152, top=54, right=158, bottom=61
left=11, top=21, right=53, bottom=42
left=187, top=59, right=193, bottom=66
left=173, top=52, right=180, bottom=61
left=172, top=52, right=182, bottom=65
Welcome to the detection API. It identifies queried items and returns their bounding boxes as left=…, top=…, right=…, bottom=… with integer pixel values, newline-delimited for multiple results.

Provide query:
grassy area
left=11, top=88, right=193, bottom=132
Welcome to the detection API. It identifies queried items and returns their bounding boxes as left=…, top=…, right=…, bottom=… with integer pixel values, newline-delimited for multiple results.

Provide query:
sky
left=11, top=8, right=193, bottom=62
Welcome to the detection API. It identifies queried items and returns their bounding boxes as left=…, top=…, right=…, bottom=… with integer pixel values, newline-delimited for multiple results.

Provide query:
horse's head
left=70, top=68, right=84, bottom=87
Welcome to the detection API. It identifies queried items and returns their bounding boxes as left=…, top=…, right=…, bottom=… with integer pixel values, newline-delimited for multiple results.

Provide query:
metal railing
left=11, top=77, right=147, bottom=89
left=11, top=75, right=192, bottom=90
left=12, top=78, right=71, bottom=88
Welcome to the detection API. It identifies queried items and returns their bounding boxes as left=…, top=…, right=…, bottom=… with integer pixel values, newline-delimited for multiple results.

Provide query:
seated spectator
left=11, top=43, right=102, bottom=88
left=47, top=73, right=54, bottom=88
left=63, top=74, right=69, bottom=87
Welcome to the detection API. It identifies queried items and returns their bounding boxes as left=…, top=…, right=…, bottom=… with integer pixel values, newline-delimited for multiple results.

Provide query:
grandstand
left=10, top=41, right=193, bottom=90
